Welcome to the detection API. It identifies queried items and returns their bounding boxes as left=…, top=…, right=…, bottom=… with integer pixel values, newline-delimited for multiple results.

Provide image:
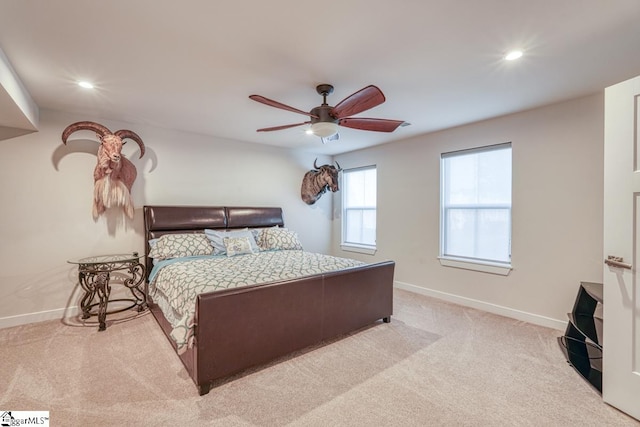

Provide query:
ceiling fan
left=249, top=84, right=407, bottom=143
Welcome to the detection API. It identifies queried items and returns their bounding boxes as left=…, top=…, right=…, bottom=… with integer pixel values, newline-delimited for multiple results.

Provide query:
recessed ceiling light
left=78, top=81, right=94, bottom=89
left=504, top=50, right=523, bottom=61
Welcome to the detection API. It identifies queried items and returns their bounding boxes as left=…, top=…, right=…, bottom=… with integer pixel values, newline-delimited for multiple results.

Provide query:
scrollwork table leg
left=124, top=262, right=147, bottom=312
left=94, top=271, right=111, bottom=331
left=78, top=270, right=96, bottom=320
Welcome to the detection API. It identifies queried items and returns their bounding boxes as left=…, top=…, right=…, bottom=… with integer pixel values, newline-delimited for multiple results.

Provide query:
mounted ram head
left=61, top=121, right=145, bottom=219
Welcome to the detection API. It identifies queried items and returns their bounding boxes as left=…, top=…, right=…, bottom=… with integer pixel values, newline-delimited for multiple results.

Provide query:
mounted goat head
left=301, top=159, right=342, bottom=205
left=61, top=121, right=145, bottom=219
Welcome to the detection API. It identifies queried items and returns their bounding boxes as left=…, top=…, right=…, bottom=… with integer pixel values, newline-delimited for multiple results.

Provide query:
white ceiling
left=1, top=0, right=640, bottom=155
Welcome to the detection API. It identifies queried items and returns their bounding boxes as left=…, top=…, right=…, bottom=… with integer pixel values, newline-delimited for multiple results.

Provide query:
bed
left=143, top=205, right=395, bottom=395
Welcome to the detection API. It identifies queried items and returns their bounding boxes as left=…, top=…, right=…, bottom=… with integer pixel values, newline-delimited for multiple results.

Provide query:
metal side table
left=68, top=253, right=147, bottom=331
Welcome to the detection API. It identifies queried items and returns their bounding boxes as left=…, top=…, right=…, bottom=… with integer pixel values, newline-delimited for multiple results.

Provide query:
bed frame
left=143, top=205, right=395, bottom=395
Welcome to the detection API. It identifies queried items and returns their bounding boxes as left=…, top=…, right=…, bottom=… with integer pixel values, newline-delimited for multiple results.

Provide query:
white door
left=603, top=74, right=640, bottom=421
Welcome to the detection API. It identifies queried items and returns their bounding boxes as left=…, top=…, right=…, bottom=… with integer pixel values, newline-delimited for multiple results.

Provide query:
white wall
left=2, top=94, right=606, bottom=329
left=332, top=94, right=604, bottom=328
left=0, top=109, right=333, bottom=326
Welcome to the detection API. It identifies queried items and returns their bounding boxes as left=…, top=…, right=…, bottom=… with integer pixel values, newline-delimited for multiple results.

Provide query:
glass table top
left=67, top=253, right=143, bottom=265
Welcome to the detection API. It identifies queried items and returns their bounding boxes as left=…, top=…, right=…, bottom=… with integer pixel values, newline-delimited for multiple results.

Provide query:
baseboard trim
left=2, top=283, right=567, bottom=332
left=394, top=281, right=567, bottom=331
left=0, top=306, right=79, bottom=329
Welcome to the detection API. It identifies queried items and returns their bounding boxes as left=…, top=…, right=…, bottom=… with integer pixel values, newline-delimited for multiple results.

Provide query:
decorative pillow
left=204, top=228, right=260, bottom=255
left=258, top=228, right=303, bottom=251
left=224, top=236, right=255, bottom=257
left=148, top=233, right=213, bottom=260
left=251, top=226, right=282, bottom=248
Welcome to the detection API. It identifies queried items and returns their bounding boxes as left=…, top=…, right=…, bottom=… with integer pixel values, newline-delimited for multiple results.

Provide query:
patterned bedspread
left=148, top=250, right=365, bottom=354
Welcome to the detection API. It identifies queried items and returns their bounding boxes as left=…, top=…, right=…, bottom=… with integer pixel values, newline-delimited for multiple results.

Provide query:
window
left=440, top=143, right=512, bottom=273
left=341, top=166, right=377, bottom=254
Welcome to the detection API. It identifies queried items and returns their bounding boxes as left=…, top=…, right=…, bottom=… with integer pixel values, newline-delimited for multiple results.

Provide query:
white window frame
left=341, top=165, right=377, bottom=255
left=439, top=143, right=512, bottom=275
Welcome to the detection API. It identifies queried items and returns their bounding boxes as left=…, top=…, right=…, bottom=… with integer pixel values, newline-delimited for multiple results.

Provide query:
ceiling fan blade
left=256, top=122, right=310, bottom=132
left=249, top=95, right=318, bottom=118
left=331, top=85, right=386, bottom=119
left=338, top=117, right=406, bottom=132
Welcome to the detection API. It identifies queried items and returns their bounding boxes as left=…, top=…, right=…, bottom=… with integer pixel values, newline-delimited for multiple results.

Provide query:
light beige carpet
left=0, top=289, right=637, bottom=426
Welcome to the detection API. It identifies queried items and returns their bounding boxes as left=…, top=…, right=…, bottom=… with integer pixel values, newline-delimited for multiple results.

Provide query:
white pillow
left=204, top=228, right=259, bottom=255
left=224, top=236, right=255, bottom=257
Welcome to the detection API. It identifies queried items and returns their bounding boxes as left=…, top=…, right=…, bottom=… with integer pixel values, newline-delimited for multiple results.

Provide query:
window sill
left=341, top=244, right=377, bottom=255
left=438, top=256, right=512, bottom=276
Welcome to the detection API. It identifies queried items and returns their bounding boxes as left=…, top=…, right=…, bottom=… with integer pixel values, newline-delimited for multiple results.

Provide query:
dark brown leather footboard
left=143, top=205, right=395, bottom=395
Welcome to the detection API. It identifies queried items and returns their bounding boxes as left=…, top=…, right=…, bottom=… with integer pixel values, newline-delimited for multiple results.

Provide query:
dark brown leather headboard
left=143, top=205, right=284, bottom=280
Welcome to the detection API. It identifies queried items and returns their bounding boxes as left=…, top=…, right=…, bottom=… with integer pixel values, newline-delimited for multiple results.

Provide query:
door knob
left=604, top=255, right=632, bottom=269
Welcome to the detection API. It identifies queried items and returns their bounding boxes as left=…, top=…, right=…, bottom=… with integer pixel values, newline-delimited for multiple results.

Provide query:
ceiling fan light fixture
left=310, top=121, right=339, bottom=138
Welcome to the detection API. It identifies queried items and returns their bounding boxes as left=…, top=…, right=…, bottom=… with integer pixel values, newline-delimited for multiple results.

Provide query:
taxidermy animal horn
left=114, top=129, right=145, bottom=158
left=62, top=121, right=146, bottom=158
left=61, top=121, right=112, bottom=144
left=313, top=158, right=341, bottom=171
